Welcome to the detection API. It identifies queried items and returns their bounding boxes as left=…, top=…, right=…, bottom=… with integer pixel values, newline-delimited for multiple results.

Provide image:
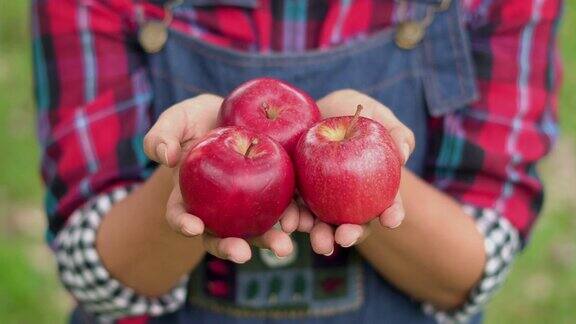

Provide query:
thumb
left=143, top=94, right=223, bottom=167
left=144, top=108, right=187, bottom=167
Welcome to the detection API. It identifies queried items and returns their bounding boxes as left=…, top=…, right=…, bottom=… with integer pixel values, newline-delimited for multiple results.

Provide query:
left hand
left=297, top=89, right=415, bottom=255
left=144, top=94, right=299, bottom=263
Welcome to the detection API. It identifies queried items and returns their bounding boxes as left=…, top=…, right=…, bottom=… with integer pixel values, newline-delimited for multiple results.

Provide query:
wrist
left=96, top=165, right=205, bottom=296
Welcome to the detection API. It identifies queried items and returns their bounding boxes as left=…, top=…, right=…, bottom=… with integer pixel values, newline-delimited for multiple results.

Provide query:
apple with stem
left=179, top=126, right=295, bottom=238
left=219, top=78, right=321, bottom=156
left=294, top=105, right=402, bottom=225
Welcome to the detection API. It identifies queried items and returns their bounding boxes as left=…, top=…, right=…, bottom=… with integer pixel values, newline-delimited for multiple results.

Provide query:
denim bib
left=145, top=0, right=479, bottom=323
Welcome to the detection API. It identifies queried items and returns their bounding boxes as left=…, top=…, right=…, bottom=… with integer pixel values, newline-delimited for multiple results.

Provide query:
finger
left=389, top=126, right=416, bottom=164
left=310, top=221, right=335, bottom=256
left=249, top=229, right=293, bottom=258
left=297, top=206, right=315, bottom=233
left=203, top=235, right=252, bottom=264
left=279, top=201, right=299, bottom=234
left=316, top=89, right=415, bottom=164
left=316, top=89, right=368, bottom=118
left=181, top=94, right=223, bottom=136
left=165, top=187, right=204, bottom=236
left=379, top=193, right=405, bottom=229
left=143, top=94, right=223, bottom=167
left=317, top=89, right=396, bottom=121
left=369, top=102, right=415, bottom=165
left=334, top=224, right=367, bottom=248
left=144, top=105, right=187, bottom=167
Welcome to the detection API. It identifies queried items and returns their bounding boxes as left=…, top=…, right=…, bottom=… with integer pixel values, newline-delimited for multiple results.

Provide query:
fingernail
left=387, top=211, right=404, bottom=229
left=401, top=143, right=410, bottom=164
left=388, top=220, right=401, bottom=229
left=324, top=248, right=334, bottom=257
left=274, top=252, right=288, bottom=259
left=181, top=226, right=194, bottom=237
left=341, top=239, right=358, bottom=248
left=157, top=143, right=168, bottom=165
left=230, top=255, right=248, bottom=264
left=181, top=221, right=200, bottom=236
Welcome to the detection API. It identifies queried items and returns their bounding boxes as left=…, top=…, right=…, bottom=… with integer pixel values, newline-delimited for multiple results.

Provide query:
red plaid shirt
left=33, top=0, right=562, bottom=244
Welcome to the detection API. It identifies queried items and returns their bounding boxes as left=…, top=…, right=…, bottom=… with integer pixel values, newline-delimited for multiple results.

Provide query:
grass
left=0, top=2, right=42, bottom=202
left=558, top=4, right=576, bottom=137
left=0, top=2, right=65, bottom=323
left=0, top=1, right=574, bottom=323
left=0, top=222, right=67, bottom=323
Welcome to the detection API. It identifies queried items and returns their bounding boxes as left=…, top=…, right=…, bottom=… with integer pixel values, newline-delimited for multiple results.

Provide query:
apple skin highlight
left=179, top=126, right=295, bottom=238
left=294, top=115, right=402, bottom=225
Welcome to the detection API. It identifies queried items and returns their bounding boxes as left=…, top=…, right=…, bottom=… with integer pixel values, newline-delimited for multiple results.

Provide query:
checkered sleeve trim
left=54, top=185, right=189, bottom=321
left=422, top=205, right=521, bottom=323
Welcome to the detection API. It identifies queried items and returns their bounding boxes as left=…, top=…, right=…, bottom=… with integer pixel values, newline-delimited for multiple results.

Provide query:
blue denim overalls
left=83, top=0, right=482, bottom=322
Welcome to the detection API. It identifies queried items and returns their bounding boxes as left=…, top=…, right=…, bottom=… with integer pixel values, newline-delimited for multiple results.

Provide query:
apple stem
left=345, top=104, right=363, bottom=139
left=262, top=102, right=279, bottom=120
left=245, top=138, right=259, bottom=157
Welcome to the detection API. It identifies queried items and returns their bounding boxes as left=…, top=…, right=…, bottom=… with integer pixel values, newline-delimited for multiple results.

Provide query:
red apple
left=179, top=126, right=295, bottom=238
left=294, top=105, right=401, bottom=225
left=219, top=78, right=321, bottom=156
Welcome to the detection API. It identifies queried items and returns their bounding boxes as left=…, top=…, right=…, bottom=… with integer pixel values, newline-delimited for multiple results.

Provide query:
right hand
left=144, top=94, right=299, bottom=264
left=296, top=89, right=415, bottom=255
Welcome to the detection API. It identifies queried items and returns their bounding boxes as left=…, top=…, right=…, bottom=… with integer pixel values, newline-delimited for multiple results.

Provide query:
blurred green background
left=0, top=2, right=574, bottom=323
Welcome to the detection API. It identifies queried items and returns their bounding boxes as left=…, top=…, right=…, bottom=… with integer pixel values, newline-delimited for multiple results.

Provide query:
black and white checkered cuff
left=423, top=205, right=521, bottom=323
left=54, top=185, right=189, bottom=322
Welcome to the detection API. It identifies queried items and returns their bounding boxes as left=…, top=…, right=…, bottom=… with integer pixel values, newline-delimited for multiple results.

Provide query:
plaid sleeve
left=32, top=0, right=154, bottom=243
left=32, top=0, right=176, bottom=319
left=423, top=0, right=563, bottom=322
left=429, top=0, right=563, bottom=245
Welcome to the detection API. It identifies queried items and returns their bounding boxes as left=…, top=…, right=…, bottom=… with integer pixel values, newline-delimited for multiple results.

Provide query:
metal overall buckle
left=138, top=0, right=183, bottom=53
left=395, top=0, right=452, bottom=50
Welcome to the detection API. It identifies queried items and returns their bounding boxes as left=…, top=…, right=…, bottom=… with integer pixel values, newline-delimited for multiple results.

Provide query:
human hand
left=144, top=94, right=299, bottom=263
left=297, top=89, right=415, bottom=255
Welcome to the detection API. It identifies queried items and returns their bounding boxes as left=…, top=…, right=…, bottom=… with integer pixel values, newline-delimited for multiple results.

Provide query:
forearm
left=357, top=168, right=485, bottom=310
left=96, top=166, right=205, bottom=297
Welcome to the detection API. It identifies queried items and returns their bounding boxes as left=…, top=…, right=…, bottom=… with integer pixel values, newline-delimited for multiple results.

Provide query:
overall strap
left=407, top=0, right=478, bottom=116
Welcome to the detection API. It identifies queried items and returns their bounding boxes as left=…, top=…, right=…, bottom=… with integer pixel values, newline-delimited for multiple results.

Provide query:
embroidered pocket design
left=188, top=232, right=364, bottom=317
